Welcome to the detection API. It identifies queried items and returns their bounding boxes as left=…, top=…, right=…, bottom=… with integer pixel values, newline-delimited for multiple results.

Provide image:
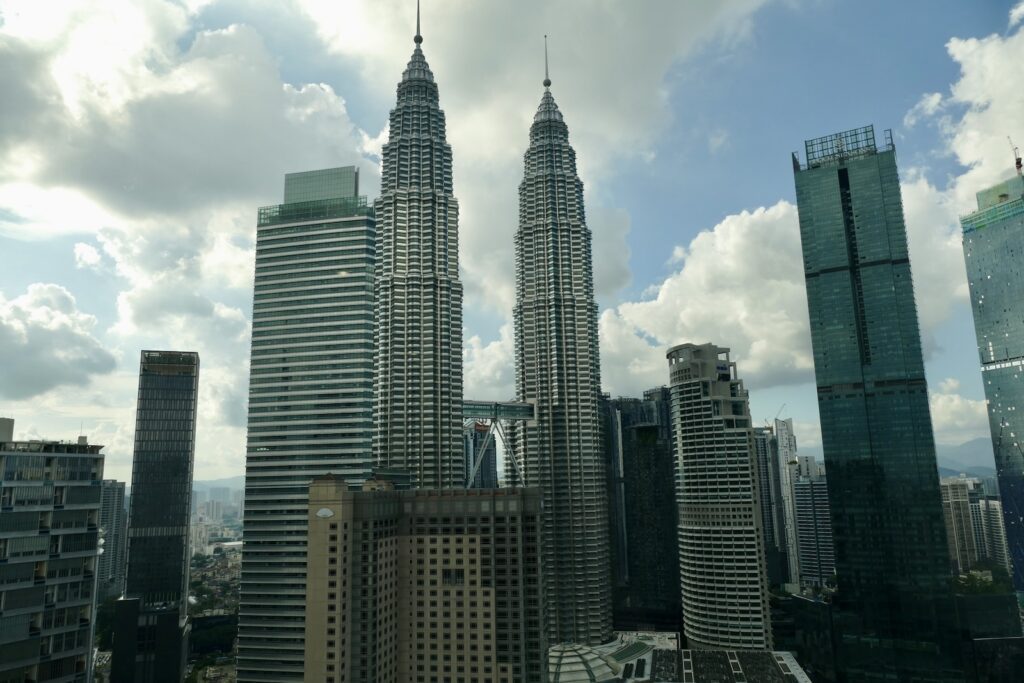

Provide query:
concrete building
left=775, top=417, right=801, bottom=588
left=97, top=479, right=128, bottom=601
left=303, top=476, right=547, bottom=682
left=666, top=343, right=772, bottom=649
left=237, top=166, right=376, bottom=681
left=112, top=351, right=199, bottom=683
left=975, top=497, right=1014, bottom=576
left=0, top=422, right=104, bottom=682
left=509, top=53, right=611, bottom=646
left=793, top=125, right=963, bottom=678
left=753, top=426, right=788, bottom=586
left=941, top=477, right=981, bottom=575
left=961, top=162, right=1024, bottom=590
left=372, top=16, right=464, bottom=488
left=601, top=389, right=681, bottom=632
left=792, top=463, right=835, bottom=588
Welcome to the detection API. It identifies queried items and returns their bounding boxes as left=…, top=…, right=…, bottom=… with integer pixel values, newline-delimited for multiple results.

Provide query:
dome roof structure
left=548, top=644, right=621, bottom=682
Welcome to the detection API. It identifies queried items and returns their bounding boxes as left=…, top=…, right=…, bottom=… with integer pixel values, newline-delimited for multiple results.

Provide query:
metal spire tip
left=415, top=0, right=422, bottom=44
left=543, top=34, right=551, bottom=88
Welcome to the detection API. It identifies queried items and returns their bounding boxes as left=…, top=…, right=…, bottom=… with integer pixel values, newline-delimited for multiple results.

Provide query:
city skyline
left=0, top=1, right=1021, bottom=484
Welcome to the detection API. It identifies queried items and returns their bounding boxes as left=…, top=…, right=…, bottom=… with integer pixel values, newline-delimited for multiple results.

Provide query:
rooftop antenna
left=1010, top=136, right=1022, bottom=176
left=543, top=34, right=551, bottom=88
left=414, top=0, right=422, bottom=45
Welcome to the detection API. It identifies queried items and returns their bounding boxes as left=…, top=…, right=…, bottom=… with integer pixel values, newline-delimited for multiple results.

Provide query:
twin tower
left=372, top=25, right=612, bottom=646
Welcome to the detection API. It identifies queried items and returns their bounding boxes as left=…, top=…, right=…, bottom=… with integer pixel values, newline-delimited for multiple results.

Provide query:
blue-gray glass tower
left=961, top=170, right=1024, bottom=589
left=112, top=350, right=198, bottom=683
left=792, top=126, right=962, bottom=681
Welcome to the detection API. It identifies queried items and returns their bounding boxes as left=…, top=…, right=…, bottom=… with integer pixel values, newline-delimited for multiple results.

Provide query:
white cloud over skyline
left=0, top=1, right=1018, bottom=478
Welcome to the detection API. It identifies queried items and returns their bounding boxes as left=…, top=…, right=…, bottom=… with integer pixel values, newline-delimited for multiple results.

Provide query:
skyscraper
left=941, top=477, right=981, bottom=575
left=753, top=425, right=788, bottom=586
left=113, top=351, right=198, bottom=683
left=666, top=343, right=772, bottom=650
left=97, top=479, right=128, bottom=601
left=792, top=125, right=962, bottom=680
left=237, top=167, right=376, bottom=681
left=775, top=418, right=801, bottom=587
left=602, top=388, right=681, bottom=632
left=511, top=55, right=612, bottom=645
left=961, top=165, right=1024, bottom=589
left=372, top=13, right=464, bottom=488
left=792, top=462, right=835, bottom=588
left=0, top=423, right=104, bottom=683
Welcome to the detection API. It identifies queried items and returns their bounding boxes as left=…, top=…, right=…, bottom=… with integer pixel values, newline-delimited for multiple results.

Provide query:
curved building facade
left=666, top=343, right=771, bottom=650
left=511, top=76, right=612, bottom=645
left=372, top=28, right=464, bottom=489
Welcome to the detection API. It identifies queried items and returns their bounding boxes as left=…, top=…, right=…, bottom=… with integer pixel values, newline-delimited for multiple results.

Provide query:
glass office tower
left=961, top=170, right=1024, bottom=590
left=113, top=350, right=199, bottom=683
left=792, top=126, right=963, bottom=681
left=237, top=168, right=375, bottom=682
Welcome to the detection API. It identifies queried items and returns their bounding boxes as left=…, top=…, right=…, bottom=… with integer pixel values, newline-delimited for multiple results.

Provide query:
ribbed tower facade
left=512, top=74, right=612, bottom=645
left=372, top=25, right=464, bottom=488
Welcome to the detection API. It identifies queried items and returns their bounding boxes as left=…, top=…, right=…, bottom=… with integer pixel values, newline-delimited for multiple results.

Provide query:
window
left=442, top=569, right=464, bottom=586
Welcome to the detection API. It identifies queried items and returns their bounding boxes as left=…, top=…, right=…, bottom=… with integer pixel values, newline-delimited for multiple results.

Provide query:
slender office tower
left=961, top=157, right=1024, bottom=590
left=666, top=343, right=772, bottom=650
left=792, top=126, right=963, bottom=680
left=237, top=167, right=375, bottom=682
left=112, top=351, right=198, bottom=683
left=511, top=46, right=612, bottom=645
left=372, top=8, right=464, bottom=488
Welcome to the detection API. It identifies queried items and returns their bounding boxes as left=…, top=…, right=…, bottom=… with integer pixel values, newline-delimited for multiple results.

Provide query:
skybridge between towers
left=461, top=400, right=536, bottom=487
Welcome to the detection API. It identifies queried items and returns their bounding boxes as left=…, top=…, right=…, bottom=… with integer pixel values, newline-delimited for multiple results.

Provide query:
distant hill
left=799, top=437, right=996, bottom=476
left=192, top=475, right=245, bottom=491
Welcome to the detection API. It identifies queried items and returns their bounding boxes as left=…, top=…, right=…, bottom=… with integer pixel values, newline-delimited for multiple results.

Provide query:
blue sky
left=0, top=0, right=1021, bottom=479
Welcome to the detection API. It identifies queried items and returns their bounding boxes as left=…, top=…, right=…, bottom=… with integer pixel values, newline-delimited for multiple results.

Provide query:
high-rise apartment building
left=372, top=20, right=464, bottom=488
left=753, top=426, right=788, bottom=586
left=792, top=463, right=835, bottom=588
left=775, top=418, right=801, bottom=587
left=961, top=165, right=1024, bottom=589
left=941, top=477, right=981, bottom=575
left=510, top=64, right=611, bottom=645
left=975, top=497, right=1014, bottom=576
left=112, top=351, right=198, bottom=683
left=303, top=476, right=547, bottom=682
left=464, top=421, right=499, bottom=489
left=793, top=125, right=963, bottom=679
left=237, top=167, right=376, bottom=681
left=97, top=479, right=128, bottom=601
left=602, top=388, right=681, bottom=632
left=0, top=423, right=104, bottom=683
left=666, top=343, right=771, bottom=649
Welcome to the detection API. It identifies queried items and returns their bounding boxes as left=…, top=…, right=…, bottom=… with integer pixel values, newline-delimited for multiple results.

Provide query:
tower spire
left=415, top=0, right=422, bottom=45
left=543, top=35, right=551, bottom=88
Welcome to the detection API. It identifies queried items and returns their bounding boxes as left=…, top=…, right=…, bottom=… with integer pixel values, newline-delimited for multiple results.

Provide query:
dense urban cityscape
left=2, top=1, right=1024, bottom=681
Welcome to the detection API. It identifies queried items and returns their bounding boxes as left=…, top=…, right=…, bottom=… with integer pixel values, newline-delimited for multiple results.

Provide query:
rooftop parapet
left=257, top=195, right=372, bottom=227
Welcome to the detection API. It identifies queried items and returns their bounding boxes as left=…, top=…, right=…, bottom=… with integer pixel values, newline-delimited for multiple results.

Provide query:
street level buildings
left=510, top=65, right=612, bottom=645
left=112, top=351, right=199, bottom=683
left=372, top=22, right=464, bottom=488
left=97, top=479, right=127, bottom=601
left=793, top=125, right=963, bottom=679
left=303, top=476, right=547, bottom=683
left=237, top=168, right=376, bottom=681
left=602, top=389, right=681, bottom=632
left=961, top=166, right=1024, bottom=590
left=0, top=422, right=104, bottom=683
left=666, top=343, right=772, bottom=649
